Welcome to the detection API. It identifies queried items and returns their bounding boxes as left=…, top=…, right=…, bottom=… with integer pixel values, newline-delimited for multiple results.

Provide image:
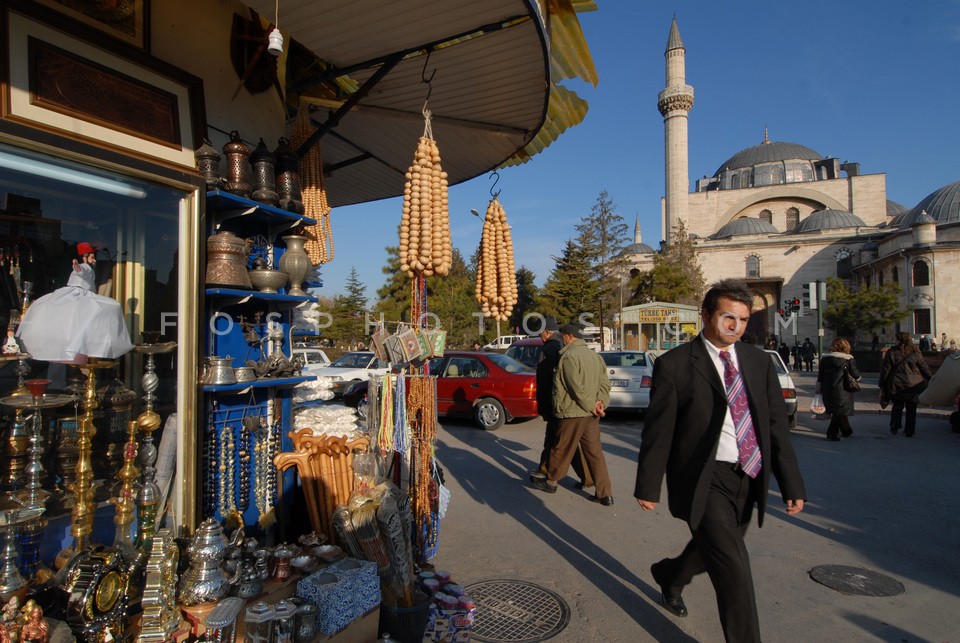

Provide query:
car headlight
left=328, top=375, right=343, bottom=382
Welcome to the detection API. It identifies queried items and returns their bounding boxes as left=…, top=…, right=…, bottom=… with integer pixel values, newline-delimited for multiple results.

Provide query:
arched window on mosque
left=786, top=207, right=800, bottom=231
left=892, top=266, right=899, bottom=283
left=745, top=255, right=760, bottom=279
left=912, top=260, right=930, bottom=287
left=759, top=209, right=772, bottom=225
left=878, top=271, right=884, bottom=287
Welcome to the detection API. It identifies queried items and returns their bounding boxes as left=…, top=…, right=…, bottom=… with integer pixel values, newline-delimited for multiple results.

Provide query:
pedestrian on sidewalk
left=816, top=337, right=860, bottom=441
left=531, top=322, right=613, bottom=505
left=634, top=279, right=806, bottom=642
left=792, top=341, right=803, bottom=371
left=529, top=316, right=593, bottom=489
left=802, top=337, right=816, bottom=372
left=778, top=341, right=791, bottom=367
left=880, top=332, right=932, bottom=437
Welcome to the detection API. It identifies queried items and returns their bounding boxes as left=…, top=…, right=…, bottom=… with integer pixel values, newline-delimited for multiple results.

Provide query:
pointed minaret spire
left=634, top=216, right=643, bottom=244
left=659, top=17, right=694, bottom=245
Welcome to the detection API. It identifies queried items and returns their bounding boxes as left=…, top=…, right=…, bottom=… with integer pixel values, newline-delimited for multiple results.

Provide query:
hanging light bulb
left=267, top=0, right=283, bottom=56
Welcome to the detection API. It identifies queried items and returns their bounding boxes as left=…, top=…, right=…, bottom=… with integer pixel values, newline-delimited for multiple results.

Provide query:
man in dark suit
left=635, top=279, right=806, bottom=643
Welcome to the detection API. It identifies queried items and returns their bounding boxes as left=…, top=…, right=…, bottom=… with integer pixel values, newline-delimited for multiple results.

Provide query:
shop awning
left=242, top=0, right=597, bottom=207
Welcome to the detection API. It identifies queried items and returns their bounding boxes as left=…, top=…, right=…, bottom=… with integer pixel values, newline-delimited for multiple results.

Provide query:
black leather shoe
left=589, top=495, right=613, bottom=506
left=528, top=468, right=546, bottom=479
left=530, top=477, right=557, bottom=493
left=826, top=434, right=840, bottom=441
left=840, top=429, right=853, bottom=437
left=651, top=562, right=688, bottom=618
left=575, top=481, right=595, bottom=490
left=890, top=426, right=899, bottom=435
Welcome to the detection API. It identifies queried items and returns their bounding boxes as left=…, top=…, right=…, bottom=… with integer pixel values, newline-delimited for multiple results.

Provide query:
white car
left=291, top=347, right=331, bottom=373
left=599, top=351, right=656, bottom=412
left=764, top=349, right=798, bottom=426
left=483, top=335, right=527, bottom=351
left=314, top=351, right=390, bottom=396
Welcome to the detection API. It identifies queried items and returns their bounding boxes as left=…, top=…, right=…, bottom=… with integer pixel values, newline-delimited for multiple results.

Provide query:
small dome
left=912, top=211, right=936, bottom=226
left=711, top=217, right=779, bottom=240
left=860, top=240, right=879, bottom=251
left=897, top=181, right=960, bottom=230
left=714, top=141, right=823, bottom=177
left=886, top=199, right=907, bottom=217
left=619, top=242, right=656, bottom=256
left=793, top=209, right=865, bottom=234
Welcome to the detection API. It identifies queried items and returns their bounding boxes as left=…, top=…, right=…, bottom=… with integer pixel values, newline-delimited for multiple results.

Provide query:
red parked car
left=344, top=351, right=538, bottom=430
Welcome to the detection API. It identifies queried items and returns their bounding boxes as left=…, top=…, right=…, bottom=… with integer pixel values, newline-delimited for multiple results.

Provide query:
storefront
left=0, top=0, right=597, bottom=639
left=621, top=302, right=701, bottom=351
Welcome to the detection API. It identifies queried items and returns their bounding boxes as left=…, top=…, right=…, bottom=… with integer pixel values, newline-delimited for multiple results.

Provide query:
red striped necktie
left=719, top=350, right=762, bottom=478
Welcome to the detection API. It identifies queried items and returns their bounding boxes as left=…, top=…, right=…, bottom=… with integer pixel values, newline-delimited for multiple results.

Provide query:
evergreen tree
left=537, top=240, right=601, bottom=324
left=510, top=266, right=540, bottom=334
left=822, top=277, right=910, bottom=343
left=574, top=190, right=630, bottom=341
left=374, top=244, right=411, bottom=325
left=327, top=267, right=368, bottom=345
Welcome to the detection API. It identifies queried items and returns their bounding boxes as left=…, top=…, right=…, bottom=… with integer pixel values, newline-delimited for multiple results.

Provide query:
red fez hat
left=76, top=242, right=95, bottom=256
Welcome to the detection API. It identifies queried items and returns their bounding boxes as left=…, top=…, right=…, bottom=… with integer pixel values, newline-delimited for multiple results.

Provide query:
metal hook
left=489, top=171, right=501, bottom=198
left=421, top=49, right=436, bottom=105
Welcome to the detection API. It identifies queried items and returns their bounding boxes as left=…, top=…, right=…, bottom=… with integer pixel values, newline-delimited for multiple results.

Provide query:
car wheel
left=788, top=412, right=797, bottom=428
left=356, top=396, right=368, bottom=421
left=474, top=398, right=506, bottom=430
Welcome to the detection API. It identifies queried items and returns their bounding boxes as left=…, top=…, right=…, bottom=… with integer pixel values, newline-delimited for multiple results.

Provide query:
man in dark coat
left=635, top=279, right=806, bottom=643
left=529, top=317, right=593, bottom=488
left=802, top=338, right=816, bottom=371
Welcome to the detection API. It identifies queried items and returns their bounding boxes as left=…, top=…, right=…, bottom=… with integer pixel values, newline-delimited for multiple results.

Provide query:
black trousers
left=658, top=465, right=761, bottom=643
left=890, top=400, right=918, bottom=435
left=827, top=413, right=852, bottom=438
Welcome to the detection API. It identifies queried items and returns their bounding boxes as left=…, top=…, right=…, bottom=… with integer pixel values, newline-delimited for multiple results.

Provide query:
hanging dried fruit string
left=475, top=195, right=518, bottom=322
left=290, top=100, right=333, bottom=265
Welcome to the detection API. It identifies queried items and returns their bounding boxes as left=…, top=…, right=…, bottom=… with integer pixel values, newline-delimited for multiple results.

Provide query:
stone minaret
left=658, top=17, right=694, bottom=244
left=634, top=216, right=643, bottom=244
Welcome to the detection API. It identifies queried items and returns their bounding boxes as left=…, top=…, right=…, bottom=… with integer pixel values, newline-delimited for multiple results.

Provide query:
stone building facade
left=620, top=19, right=960, bottom=348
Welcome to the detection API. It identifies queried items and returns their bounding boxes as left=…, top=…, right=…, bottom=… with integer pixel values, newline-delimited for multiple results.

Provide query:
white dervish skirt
left=16, top=285, right=133, bottom=362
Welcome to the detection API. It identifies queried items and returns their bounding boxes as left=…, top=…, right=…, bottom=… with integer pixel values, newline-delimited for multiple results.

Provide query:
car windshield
left=505, top=344, right=541, bottom=368
left=766, top=351, right=787, bottom=375
left=485, top=353, right=533, bottom=373
left=330, top=352, right=372, bottom=368
left=601, top=352, right=648, bottom=367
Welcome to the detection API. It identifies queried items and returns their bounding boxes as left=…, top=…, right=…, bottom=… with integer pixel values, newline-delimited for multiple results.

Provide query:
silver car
left=764, top=349, right=798, bottom=426
left=599, top=351, right=656, bottom=412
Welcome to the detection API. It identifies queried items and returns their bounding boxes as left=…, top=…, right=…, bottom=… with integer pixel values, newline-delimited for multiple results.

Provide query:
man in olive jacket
left=530, top=322, right=614, bottom=505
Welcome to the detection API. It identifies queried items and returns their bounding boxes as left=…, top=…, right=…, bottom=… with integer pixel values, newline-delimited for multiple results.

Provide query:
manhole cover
left=809, top=565, right=904, bottom=596
left=465, top=579, right=570, bottom=642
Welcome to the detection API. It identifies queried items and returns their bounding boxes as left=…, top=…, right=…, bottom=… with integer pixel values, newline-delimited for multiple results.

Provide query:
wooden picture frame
left=1, top=2, right=205, bottom=169
left=33, top=0, right=149, bottom=51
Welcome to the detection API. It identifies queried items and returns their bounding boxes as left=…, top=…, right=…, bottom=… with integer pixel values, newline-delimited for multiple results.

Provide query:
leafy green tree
left=374, top=244, right=410, bottom=326
left=822, top=277, right=910, bottom=343
left=631, top=220, right=704, bottom=306
left=509, top=266, right=540, bottom=333
left=537, top=239, right=601, bottom=324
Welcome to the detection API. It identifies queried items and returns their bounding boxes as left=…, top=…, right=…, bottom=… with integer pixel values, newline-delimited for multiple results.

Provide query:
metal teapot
left=205, top=229, right=253, bottom=289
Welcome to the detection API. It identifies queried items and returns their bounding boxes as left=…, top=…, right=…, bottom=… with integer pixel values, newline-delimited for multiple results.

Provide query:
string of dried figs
left=474, top=197, right=517, bottom=321
left=399, top=131, right=451, bottom=278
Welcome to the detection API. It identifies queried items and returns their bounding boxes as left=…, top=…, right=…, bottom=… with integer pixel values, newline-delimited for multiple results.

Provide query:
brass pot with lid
left=205, top=230, right=253, bottom=289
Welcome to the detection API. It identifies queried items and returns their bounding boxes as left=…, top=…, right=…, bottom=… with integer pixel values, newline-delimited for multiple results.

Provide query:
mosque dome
left=715, top=140, right=824, bottom=178
left=620, top=241, right=656, bottom=256
left=896, top=180, right=960, bottom=230
left=886, top=199, right=907, bottom=217
left=793, top=209, right=865, bottom=234
left=711, top=217, right=779, bottom=240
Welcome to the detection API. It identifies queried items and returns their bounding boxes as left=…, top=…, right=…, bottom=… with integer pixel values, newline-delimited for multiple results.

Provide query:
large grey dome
left=793, top=209, right=865, bottom=234
left=886, top=199, right=907, bottom=217
left=896, top=181, right=960, bottom=230
left=714, top=141, right=823, bottom=177
left=711, top=217, right=779, bottom=239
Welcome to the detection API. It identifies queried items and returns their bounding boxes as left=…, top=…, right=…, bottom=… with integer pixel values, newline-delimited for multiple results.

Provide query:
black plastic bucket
left=378, top=589, right=432, bottom=643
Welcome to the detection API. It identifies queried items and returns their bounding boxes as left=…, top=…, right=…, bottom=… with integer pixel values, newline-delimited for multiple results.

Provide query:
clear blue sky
left=319, top=1, right=960, bottom=298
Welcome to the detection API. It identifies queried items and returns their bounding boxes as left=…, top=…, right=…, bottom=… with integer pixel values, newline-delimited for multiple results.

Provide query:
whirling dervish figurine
left=15, top=242, right=132, bottom=363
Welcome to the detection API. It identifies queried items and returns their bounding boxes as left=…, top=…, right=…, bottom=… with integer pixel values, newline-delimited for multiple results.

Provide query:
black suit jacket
left=634, top=337, right=806, bottom=529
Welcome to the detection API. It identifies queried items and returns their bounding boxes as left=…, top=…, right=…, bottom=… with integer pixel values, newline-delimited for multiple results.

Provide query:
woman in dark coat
left=879, top=332, right=933, bottom=437
left=817, top=337, right=860, bottom=441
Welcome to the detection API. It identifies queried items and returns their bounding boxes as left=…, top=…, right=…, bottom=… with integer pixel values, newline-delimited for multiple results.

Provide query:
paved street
left=430, top=371, right=960, bottom=642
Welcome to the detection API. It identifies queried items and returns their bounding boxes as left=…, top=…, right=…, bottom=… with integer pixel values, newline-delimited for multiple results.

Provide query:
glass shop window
left=0, top=143, right=183, bottom=554
left=912, top=260, right=930, bottom=287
